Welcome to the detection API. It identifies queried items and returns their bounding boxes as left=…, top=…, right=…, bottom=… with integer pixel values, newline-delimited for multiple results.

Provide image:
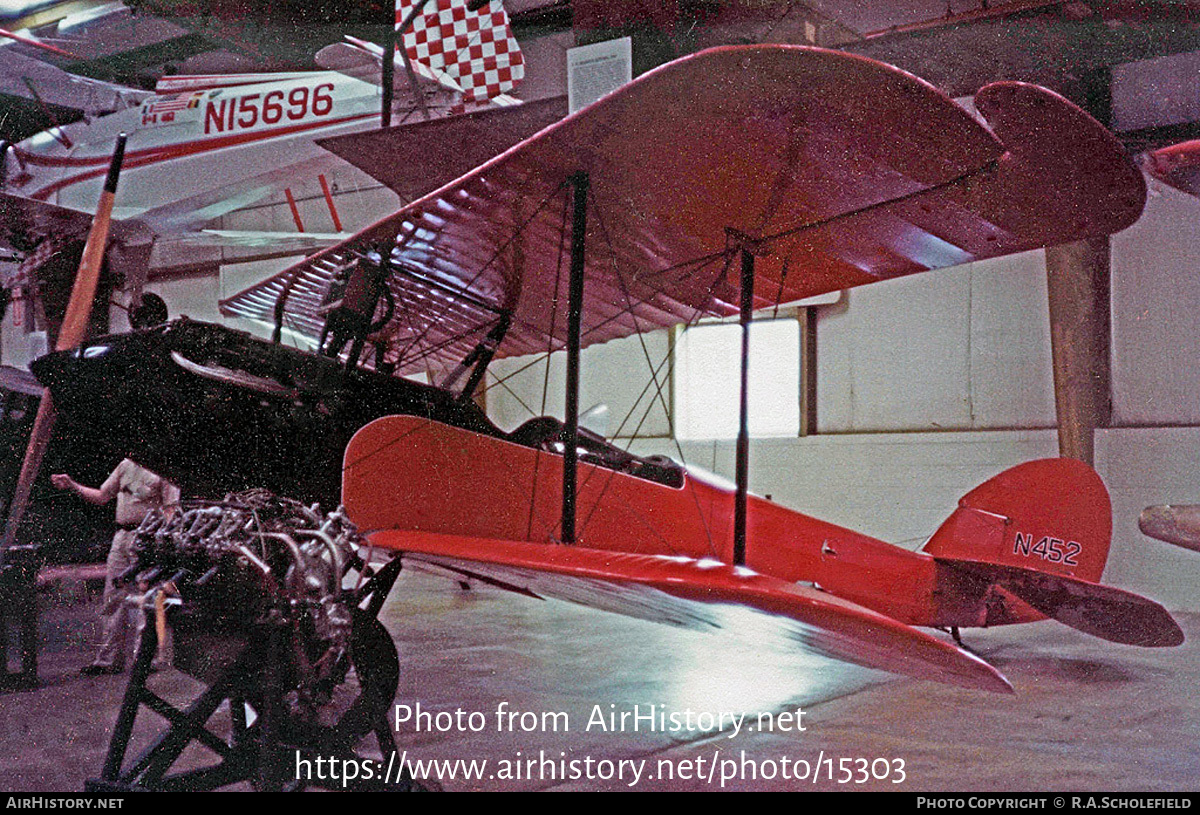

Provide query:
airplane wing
left=0, top=42, right=151, bottom=115
left=158, top=230, right=352, bottom=251
left=317, top=95, right=569, bottom=202
left=0, top=192, right=94, bottom=244
left=370, top=528, right=1013, bottom=694
left=0, top=135, right=384, bottom=275
left=114, top=149, right=394, bottom=253
left=0, top=190, right=152, bottom=253
left=220, top=45, right=1145, bottom=377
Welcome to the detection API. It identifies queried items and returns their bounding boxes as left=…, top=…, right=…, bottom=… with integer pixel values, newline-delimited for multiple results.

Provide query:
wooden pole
left=1045, top=235, right=1112, bottom=465
left=1, top=134, right=127, bottom=553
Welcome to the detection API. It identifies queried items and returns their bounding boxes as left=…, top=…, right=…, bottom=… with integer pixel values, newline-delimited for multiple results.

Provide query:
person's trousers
left=93, top=530, right=142, bottom=670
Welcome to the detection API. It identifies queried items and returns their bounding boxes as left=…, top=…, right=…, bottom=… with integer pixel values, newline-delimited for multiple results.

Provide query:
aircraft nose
left=1139, top=505, right=1200, bottom=553
left=29, top=342, right=117, bottom=397
left=28, top=347, right=74, bottom=391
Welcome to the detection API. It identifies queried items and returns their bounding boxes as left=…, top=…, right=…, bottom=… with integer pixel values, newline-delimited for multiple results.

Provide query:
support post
left=100, top=620, right=160, bottom=781
left=562, top=172, right=589, bottom=544
left=2, top=133, right=126, bottom=554
left=733, top=248, right=754, bottom=566
left=381, top=20, right=396, bottom=128
left=1045, top=236, right=1111, bottom=465
left=799, top=306, right=817, bottom=437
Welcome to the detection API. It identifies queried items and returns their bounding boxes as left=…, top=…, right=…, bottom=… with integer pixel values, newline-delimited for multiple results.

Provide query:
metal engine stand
left=85, top=492, right=430, bottom=792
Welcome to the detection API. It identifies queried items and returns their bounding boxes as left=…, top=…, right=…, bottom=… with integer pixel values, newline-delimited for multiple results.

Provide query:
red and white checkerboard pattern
left=396, top=0, right=525, bottom=103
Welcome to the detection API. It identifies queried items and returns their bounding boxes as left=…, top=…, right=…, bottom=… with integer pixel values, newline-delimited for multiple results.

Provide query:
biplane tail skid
left=924, top=459, right=1183, bottom=647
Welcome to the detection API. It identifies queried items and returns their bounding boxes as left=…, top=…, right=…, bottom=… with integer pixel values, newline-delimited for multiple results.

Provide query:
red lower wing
left=371, top=529, right=1013, bottom=694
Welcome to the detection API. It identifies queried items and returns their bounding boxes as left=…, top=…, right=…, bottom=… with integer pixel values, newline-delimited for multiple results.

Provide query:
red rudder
left=923, top=457, right=1111, bottom=583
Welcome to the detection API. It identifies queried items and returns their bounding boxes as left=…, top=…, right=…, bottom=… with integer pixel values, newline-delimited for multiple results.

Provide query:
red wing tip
left=978, top=669, right=1016, bottom=695
left=943, top=650, right=1014, bottom=694
left=991, top=679, right=1017, bottom=695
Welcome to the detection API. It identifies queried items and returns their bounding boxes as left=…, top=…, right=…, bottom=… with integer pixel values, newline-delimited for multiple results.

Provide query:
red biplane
left=208, top=44, right=1182, bottom=696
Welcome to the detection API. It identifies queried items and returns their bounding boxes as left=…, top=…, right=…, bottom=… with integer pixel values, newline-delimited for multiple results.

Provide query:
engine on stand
left=86, top=491, right=433, bottom=792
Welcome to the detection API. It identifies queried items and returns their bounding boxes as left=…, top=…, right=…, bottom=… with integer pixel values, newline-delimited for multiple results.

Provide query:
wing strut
left=562, top=172, right=589, bottom=545
left=451, top=312, right=512, bottom=402
left=733, top=241, right=755, bottom=566
left=381, top=20, right=397, bottom=128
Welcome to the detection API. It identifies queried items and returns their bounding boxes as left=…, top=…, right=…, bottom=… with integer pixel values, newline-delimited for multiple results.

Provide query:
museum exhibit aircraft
left=1140, top=504, right=1200, bottom=554
left=20, top=43, right=1186, bottom=790
left=0, top=0, right=528, bottom=287
left=1141, top=139, right=1200, bottom=199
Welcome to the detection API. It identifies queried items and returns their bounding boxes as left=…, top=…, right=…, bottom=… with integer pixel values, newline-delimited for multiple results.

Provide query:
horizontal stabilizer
left=314, top=41, right=380, bottom=77
left=369, top=529, right=1014, bottom=694
left=316, top=36, right=520, bottom=107
left=0, top=47, right=151, bottom=114
left=937, top=559, right=1184, bottom=647
left=1141, top=140, right=1200, bottom=199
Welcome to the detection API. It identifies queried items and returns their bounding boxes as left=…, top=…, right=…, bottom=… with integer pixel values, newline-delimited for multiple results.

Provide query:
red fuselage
left=342, top=416, right=1014, bottom=630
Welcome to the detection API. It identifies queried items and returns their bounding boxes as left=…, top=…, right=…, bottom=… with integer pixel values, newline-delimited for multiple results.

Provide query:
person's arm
left=51, top=461, right=124, bottom=506
left=161, top=480, right=181, bottom=518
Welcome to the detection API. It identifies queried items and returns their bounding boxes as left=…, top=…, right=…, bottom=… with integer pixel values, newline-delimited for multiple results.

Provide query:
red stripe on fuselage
left=25, top=111, right=379, bottom=201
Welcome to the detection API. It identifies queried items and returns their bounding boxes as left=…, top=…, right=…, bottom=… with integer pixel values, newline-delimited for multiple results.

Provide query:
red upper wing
left=219, top=45, right=1144, bottom=376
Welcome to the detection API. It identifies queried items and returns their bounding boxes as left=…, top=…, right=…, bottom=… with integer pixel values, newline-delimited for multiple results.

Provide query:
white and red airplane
left=0, top=0, right=528, bottom=291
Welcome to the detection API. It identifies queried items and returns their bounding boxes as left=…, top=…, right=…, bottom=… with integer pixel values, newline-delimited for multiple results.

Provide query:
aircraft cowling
left=29, top=319, right=503, bottom=505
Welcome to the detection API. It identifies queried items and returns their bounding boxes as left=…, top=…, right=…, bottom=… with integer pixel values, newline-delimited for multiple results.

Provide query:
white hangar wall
left=1111, top=181, right=1200, bottom=426
left=1098, top=427, right=1200, bottom=612
left=488, top=174, right=1200, bottom=611
left=815, top=249, right=1057, bottom=433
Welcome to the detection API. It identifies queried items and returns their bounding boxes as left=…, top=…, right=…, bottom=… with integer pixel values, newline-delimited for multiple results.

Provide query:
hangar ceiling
left=1, top=2, right=1198, bottom=144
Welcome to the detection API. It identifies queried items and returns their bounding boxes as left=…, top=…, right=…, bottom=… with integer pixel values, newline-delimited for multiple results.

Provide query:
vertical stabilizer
left=923, top=457, right=1111, bottom=583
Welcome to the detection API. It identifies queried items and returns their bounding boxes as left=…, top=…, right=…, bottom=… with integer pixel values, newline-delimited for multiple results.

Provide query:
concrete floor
left=0, top=568, right=1197, bottom=792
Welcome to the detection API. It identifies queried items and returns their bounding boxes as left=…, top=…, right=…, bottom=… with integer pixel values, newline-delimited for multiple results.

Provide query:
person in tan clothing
left=52, top=459, right=180, bottom=675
